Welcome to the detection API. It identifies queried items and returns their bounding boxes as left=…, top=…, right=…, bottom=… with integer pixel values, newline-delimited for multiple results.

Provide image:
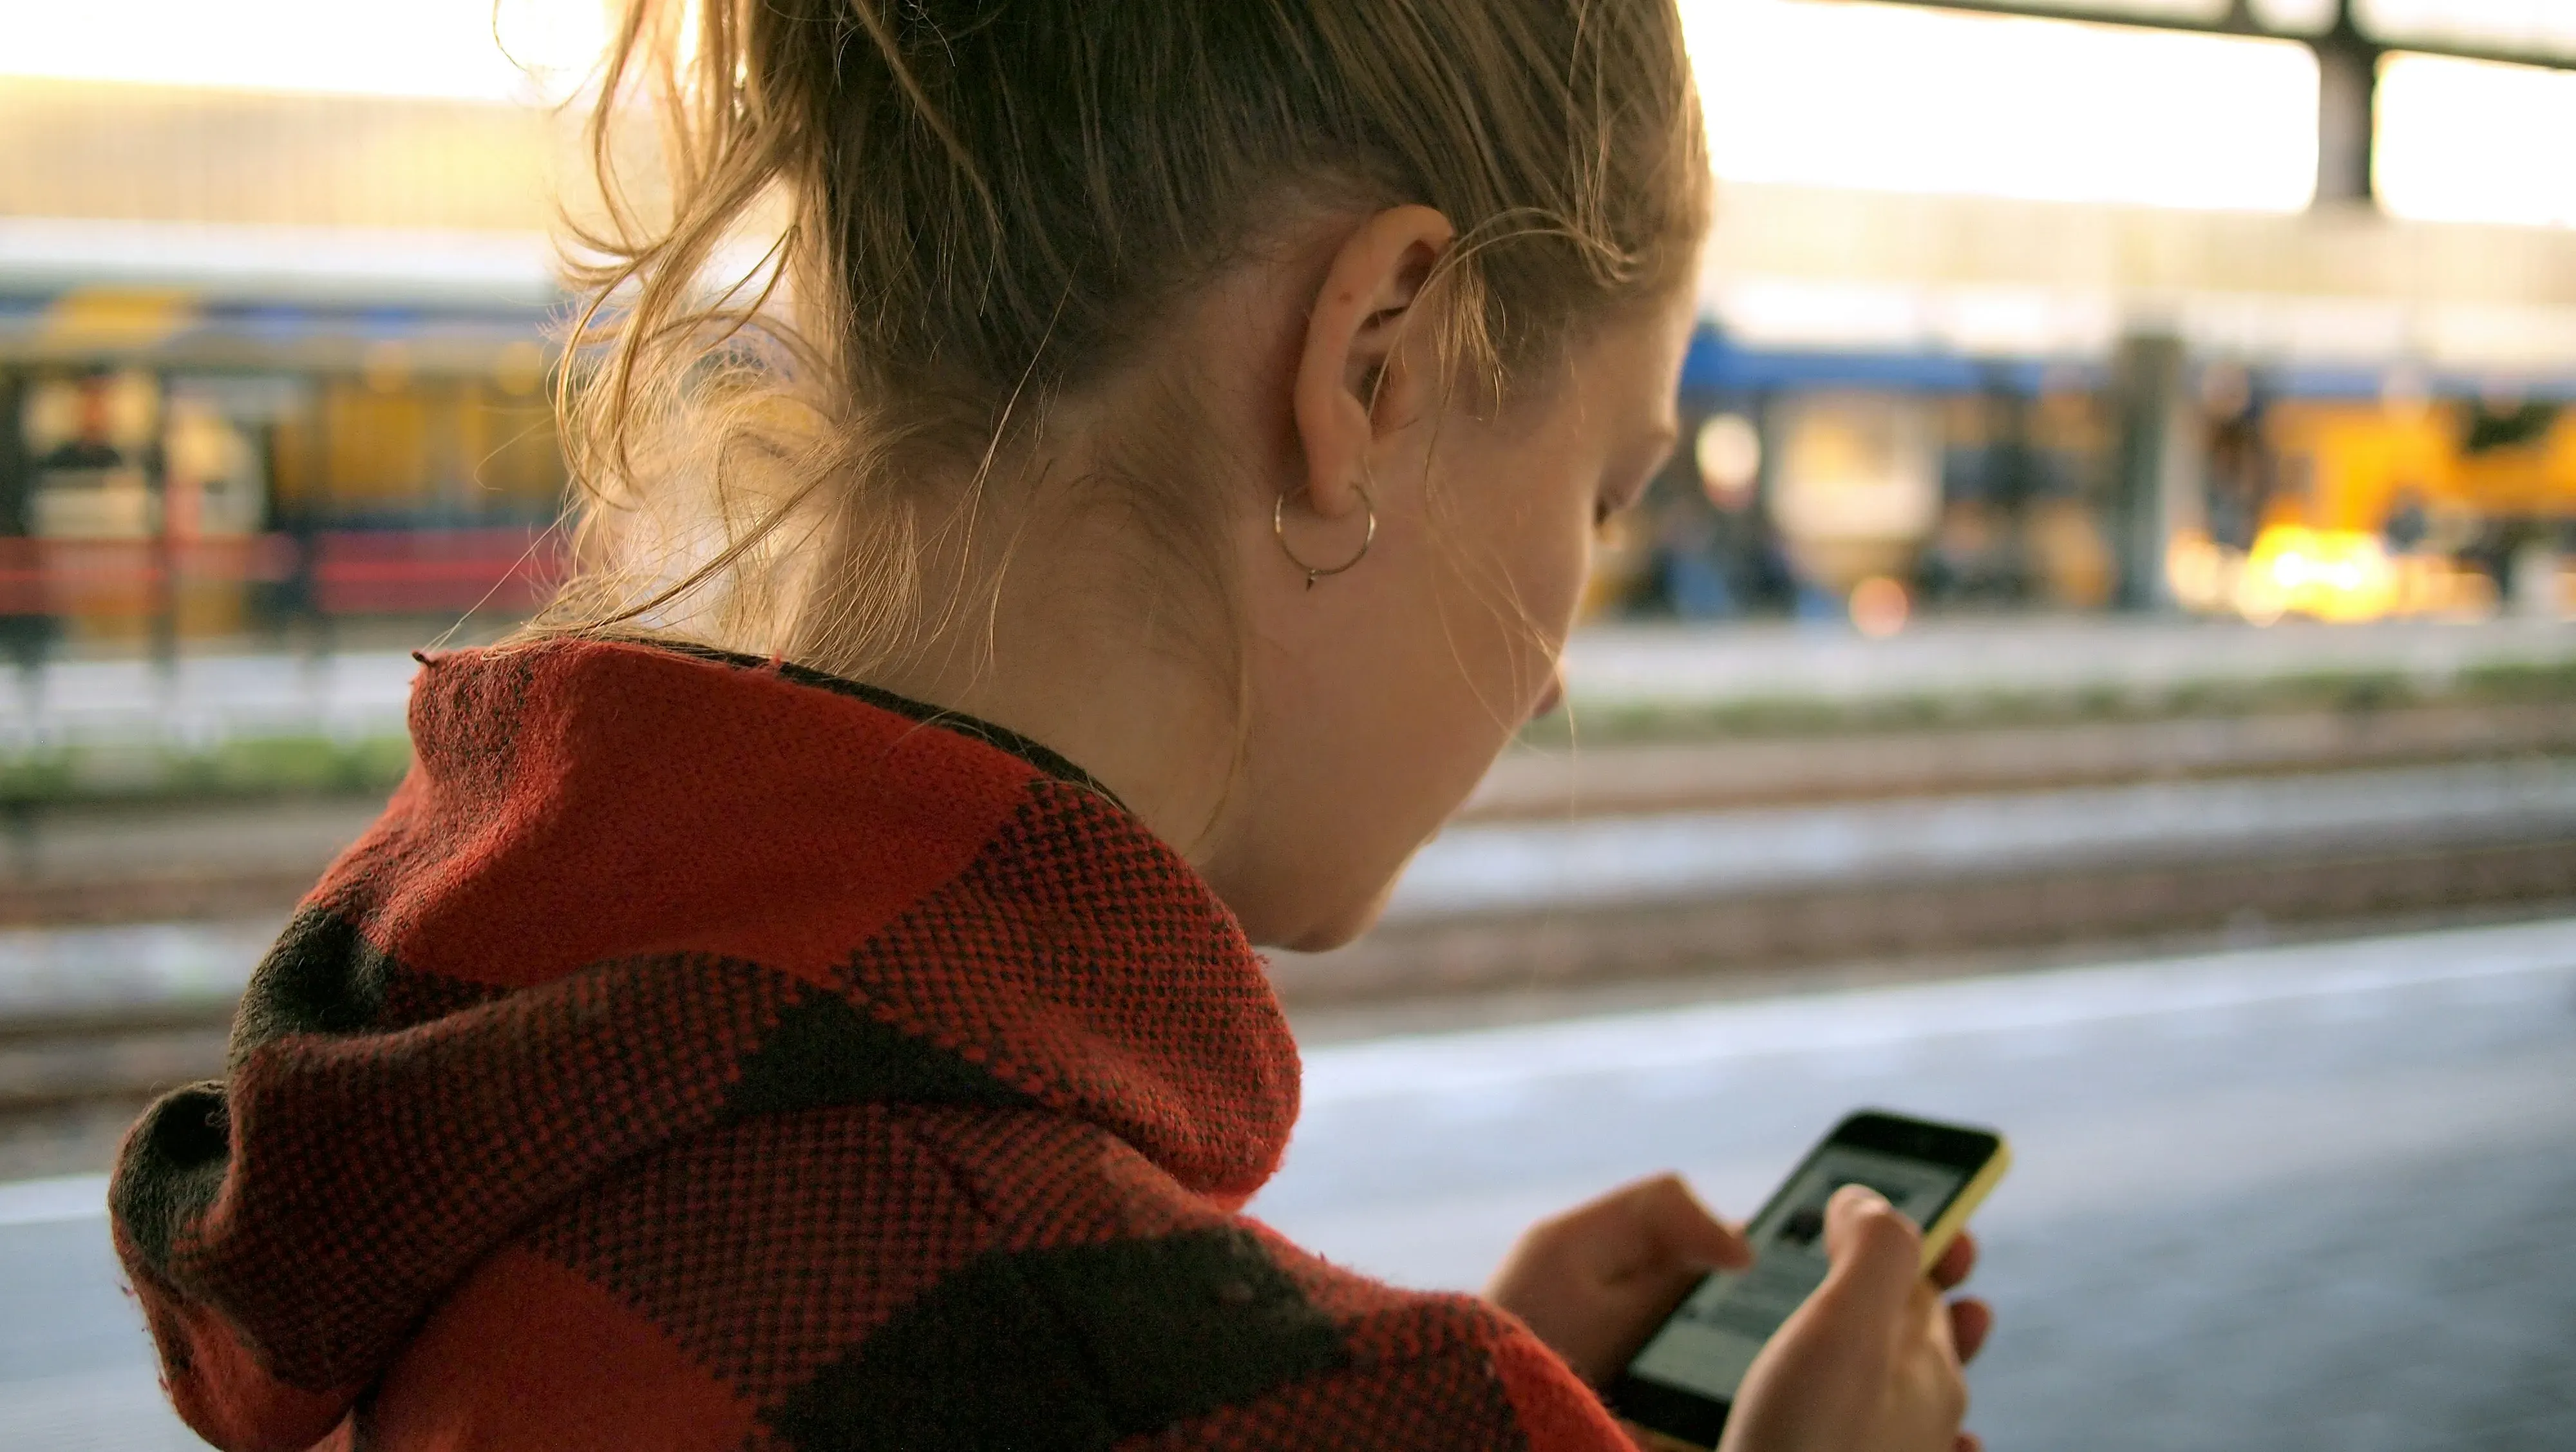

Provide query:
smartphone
left=1605, top=1109, right=2011, bottom=1451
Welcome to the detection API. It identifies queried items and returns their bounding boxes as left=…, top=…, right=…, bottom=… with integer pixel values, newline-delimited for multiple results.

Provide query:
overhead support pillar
left=2311, top=0, right=2383, bottom=210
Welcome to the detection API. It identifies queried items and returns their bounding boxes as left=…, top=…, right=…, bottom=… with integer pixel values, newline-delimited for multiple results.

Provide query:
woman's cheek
left=1539, top=506, right=1595, bottom=652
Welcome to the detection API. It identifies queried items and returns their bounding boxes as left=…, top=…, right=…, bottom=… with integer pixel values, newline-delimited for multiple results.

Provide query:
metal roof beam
left=1860, top=0, right=2575, bottom=70
left=1834, top=1, right=2576, bottom=211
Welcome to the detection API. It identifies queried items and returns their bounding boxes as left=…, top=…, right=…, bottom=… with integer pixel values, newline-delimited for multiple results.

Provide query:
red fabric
left=1495, top=1328, right=1643, bottom=1447
left=367, top=1248, right=761, bottom=1452
left=332, top=638, right=1027, bottom=991
left=109, top=638, right=1623, bottom=1450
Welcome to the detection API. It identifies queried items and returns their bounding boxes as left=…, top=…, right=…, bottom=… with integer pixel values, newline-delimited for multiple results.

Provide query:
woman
left=111, top=1, right=1989, bottom=1447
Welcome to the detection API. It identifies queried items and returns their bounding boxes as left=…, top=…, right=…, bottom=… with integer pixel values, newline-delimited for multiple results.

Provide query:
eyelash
left=1596, top=479, right=1644, bottom=531
left=1598, top=455, right=1667, bottom=531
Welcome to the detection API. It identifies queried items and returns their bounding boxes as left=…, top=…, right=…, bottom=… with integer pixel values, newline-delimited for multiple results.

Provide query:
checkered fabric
left=109, top=640, right=1627, bottom=1452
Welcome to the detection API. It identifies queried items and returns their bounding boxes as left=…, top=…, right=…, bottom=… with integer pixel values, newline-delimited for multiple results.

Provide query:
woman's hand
left=1719, top=1185, right=1993, bottom=1452
left=1486, top=1174, right=1753, bottom=1384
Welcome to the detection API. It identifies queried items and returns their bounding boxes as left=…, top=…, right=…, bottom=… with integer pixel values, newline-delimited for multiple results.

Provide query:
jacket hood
left=109, top=638, right=1300, bottom=1451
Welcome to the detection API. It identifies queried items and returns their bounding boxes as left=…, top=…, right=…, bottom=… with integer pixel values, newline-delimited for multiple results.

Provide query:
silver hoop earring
left=1273, top=482, right=1377, bottom=589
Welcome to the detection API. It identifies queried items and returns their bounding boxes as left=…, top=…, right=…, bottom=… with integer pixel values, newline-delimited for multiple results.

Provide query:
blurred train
left=0, top=228, right=566, bottom=654
left=1600, top=337, right=2576, bottom=631
left=6, top=231, right=2573, bottom=653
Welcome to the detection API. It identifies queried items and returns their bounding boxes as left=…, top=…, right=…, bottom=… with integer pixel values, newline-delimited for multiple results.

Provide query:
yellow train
left=1598, top=352, right=2576, bottom=628
left=2175, top=395, right=2576, bottom=624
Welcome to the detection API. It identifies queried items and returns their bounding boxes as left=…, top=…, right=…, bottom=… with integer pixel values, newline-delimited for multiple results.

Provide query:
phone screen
left=1620, top=1140, right=1974, bottom=1413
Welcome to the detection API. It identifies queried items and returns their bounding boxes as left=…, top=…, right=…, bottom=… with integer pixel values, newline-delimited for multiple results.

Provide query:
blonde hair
left=535, top=0, right=1709, bottom=679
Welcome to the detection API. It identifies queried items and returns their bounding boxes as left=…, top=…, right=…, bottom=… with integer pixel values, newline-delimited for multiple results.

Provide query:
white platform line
left=1301, top=916, right=2576, bottom=1106
left=15, top=919, right=2575, bottom=1211
left=0, top=1174, right=108, bottom=1227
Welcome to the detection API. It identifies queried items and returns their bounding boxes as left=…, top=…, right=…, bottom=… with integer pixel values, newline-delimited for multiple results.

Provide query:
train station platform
left=5, top=615, right=2571, bottom=762
left=1560, top=615, right=2575, bottom=716
left=6, top=915, right=2573, bottom=1451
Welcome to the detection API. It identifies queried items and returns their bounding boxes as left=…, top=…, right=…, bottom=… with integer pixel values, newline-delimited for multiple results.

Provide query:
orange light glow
left=2235, top=525, right=2401, bottom=624
left=1849, top=575, right=1911, bottom=636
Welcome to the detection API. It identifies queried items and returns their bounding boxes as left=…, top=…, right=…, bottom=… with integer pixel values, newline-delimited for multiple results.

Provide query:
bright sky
left=0, top=0, right=607, bottom=103
left=1680, top=0, right=2320, bottom=211
left=0, top=0, right=2569, bottom=227
left=2376, top=52, right=2576, bottom=227
left=2362, top=0, right=2576, bottom=59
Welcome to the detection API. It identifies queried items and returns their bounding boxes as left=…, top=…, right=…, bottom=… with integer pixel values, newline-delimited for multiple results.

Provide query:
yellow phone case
left=1916, top=1134, right=2012, bottom=1274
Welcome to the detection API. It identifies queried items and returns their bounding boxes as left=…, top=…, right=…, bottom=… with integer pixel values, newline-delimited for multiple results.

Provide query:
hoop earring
left=1273, top=482, right=1378, bottom=589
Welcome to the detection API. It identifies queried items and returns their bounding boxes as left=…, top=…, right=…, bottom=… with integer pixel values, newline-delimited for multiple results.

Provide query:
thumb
left=1814, top=1185, right=1923, bottom=1326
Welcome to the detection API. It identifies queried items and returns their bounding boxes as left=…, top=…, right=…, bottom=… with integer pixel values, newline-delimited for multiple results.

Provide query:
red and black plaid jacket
left=110, top=638, right=1629, bottom=1451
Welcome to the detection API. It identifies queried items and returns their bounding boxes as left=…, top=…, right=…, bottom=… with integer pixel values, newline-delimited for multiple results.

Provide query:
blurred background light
left=1679, top=0, right=2321, bottom=211
left=2361, top=0, right=2576, bottom=64
left=1846, top=573, right=1913, bottom=636
left=2376, top=52, right=2576, bottom=228
left=0, top=0, right=607, bottom=102
left=2003, top=0, right=2230, bottom=20
left=2248, top=0, right=2340, bottom=33
left=1694, top=414, right=1764, bottom=510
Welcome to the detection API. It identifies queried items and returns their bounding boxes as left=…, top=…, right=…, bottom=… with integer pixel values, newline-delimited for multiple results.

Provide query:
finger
left=1929, top=1228, right=1978, bottom=1290
left=1622, top=1173, right=1754, bottom=1273
left=1818, top=1185, right=1922, bottom=1322
left=1949, top=1296, right=1994, bottom=1363
left=1547, top=1174, right=1749, bottom=1281
left=1913, top=1275, right=1957, bottom=1362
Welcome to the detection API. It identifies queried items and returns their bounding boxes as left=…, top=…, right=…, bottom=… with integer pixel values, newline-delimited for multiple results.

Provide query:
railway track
left=8, top=698, right=2571, bottom=926
left=1275, top=837, right=2576, bottom=1005
left=0, top=1001, right=230, bottom=1181
left=12, top=855, right=2575, bottom=1180
left=1459, top=700, right=2576, bottom=820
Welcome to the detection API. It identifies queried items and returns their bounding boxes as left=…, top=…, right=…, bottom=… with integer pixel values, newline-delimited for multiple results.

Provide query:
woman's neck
left=838, top=452, right=1253, bottom=877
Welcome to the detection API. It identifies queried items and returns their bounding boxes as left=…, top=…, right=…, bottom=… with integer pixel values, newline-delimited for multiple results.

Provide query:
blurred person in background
left=106, top=2, right=1990, bottom=1449
left=1651, top=488, right=1739, bottom=619
left=1918, top=390, right=2028, bottom=609
left=2201, top=367, right=2269, bottom=556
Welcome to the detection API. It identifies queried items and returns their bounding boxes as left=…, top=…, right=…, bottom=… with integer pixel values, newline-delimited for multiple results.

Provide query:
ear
left=1291, top=205, right=1457, bottom=521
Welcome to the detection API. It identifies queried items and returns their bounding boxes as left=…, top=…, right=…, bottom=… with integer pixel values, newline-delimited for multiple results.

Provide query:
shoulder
left=1145, top=1222, right=1631, bottom=1452
left=866, top=1109, right=1627, bottom=1449
left=371, top=1105, right=1625, bottom=1450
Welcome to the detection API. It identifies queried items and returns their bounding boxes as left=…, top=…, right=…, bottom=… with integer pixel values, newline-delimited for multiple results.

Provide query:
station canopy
left=1846, top=0, right=2576, bottom=62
